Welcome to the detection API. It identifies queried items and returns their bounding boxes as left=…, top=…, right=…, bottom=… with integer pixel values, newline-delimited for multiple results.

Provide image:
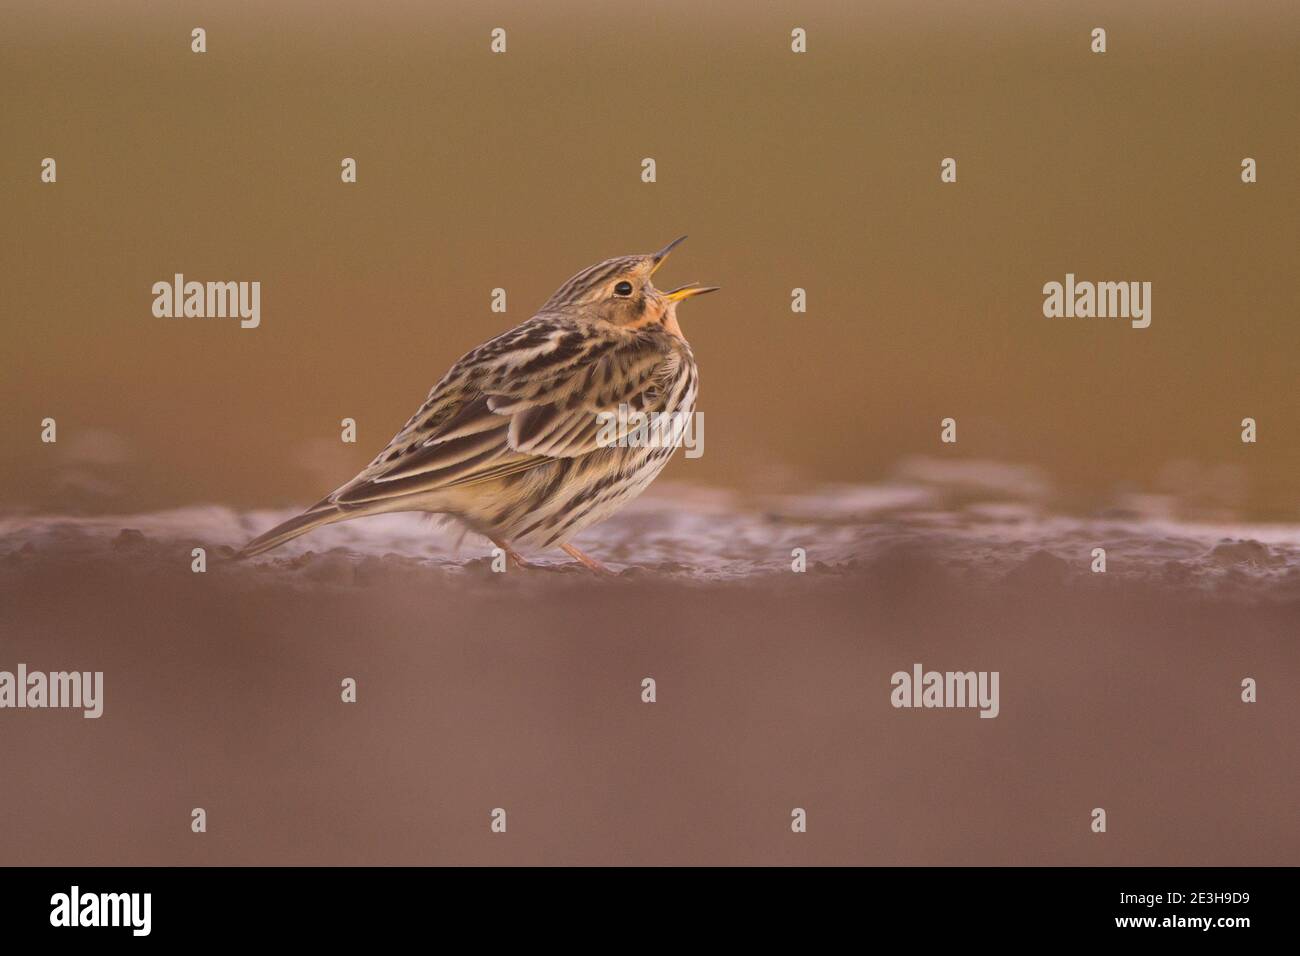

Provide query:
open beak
left=663, top=282, right=721, bottom=303
left=651, top=235, right=689, bottom=275
left=653, top=237, right=719, bottom=302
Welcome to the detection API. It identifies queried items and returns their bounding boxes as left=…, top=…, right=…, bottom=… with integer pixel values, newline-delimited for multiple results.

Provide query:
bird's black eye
left=613, top=281, right=634, bottom=297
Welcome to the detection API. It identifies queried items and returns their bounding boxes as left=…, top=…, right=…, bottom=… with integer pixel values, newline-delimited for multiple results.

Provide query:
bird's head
left=541, top=236, right=719, bottom=338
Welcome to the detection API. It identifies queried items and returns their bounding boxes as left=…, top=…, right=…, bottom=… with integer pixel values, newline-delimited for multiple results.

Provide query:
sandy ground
left=1, top=480, right=1296, bottom=866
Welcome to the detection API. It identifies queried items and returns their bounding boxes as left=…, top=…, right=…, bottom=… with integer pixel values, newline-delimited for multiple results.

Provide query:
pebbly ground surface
left=4, top=479, right=1300, bottom=599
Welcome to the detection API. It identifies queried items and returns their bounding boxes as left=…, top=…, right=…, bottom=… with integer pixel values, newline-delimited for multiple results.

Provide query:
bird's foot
left=490, top=538, right=535, bottom=570
left=561, top=543, right=616, bottom=576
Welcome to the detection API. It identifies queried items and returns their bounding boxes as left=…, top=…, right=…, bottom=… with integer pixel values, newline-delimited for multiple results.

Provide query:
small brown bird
left=240, top=236, right=717, bottom=572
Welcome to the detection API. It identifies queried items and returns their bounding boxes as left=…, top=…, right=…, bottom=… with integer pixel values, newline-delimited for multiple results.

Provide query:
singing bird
left=240, top=237, right=718, bottom=573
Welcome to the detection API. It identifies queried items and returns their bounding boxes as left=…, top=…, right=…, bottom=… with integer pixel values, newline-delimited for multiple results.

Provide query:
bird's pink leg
left=490, top=537, right=533, bottom=570
left=561, top=543, right=614, bottom=576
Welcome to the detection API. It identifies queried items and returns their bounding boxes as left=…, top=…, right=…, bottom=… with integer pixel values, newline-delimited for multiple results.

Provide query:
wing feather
left=328, top=318, right=685, bottom=509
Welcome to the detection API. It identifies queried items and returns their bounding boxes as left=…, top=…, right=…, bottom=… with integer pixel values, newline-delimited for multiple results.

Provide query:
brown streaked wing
left=329, top=325, right=681, bottom=508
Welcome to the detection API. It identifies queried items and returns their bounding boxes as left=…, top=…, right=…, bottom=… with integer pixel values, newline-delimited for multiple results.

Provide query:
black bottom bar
left=0, top=866, right=1286, bottom=942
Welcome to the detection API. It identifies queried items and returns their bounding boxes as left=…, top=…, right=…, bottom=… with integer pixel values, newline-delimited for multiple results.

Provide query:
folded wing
left=330, top=320, right=681, bottom=508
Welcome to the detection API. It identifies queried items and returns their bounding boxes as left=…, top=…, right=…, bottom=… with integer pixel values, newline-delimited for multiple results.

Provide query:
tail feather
left=237, top=502, right=348, bottom=558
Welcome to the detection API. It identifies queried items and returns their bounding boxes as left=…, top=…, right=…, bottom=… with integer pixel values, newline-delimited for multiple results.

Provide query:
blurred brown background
left=3, top=0, right=1298, bottom=518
